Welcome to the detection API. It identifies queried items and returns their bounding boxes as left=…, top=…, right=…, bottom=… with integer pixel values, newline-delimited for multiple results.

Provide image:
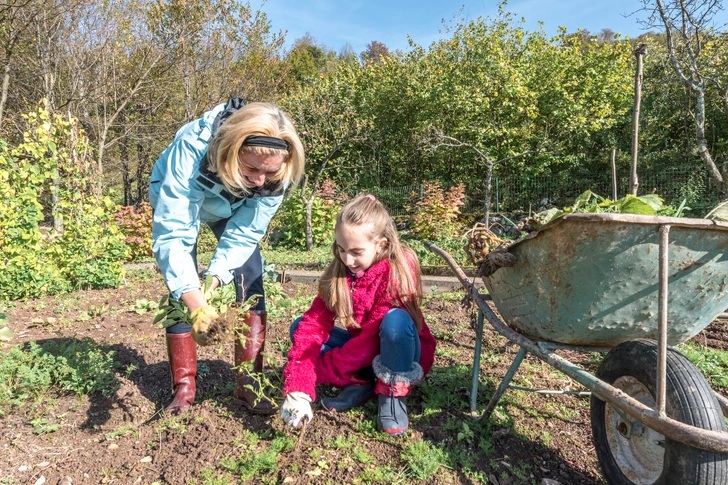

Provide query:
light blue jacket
left=149, top=103, right=283, bottom=300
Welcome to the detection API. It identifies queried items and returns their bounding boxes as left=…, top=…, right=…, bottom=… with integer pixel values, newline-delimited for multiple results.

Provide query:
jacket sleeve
left=315, top=275, right=392, bottom=387
left=283, top=296, right=336, bottom=400
left=149, top=121, right=209, bottom=300
left=206, top=193, right=283, bottom=286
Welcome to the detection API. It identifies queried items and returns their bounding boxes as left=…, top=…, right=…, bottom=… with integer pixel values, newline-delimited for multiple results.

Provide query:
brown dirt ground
left=1, top=273, right=726, bottom=485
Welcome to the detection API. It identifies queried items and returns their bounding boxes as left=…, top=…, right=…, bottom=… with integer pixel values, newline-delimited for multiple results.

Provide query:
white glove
left=280, top=392, right=313, bottom=428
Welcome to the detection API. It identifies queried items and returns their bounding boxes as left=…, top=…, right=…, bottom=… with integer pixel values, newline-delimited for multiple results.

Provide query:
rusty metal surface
left=483, top=214, right=728, bottom=347
left=425, top=242, right=728, bottom=453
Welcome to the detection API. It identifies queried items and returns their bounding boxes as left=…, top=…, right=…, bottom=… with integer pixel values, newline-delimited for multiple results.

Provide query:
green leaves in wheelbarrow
left=705, top=200, right=728, bottom=221
left=616, top=195, right=658, bottom=215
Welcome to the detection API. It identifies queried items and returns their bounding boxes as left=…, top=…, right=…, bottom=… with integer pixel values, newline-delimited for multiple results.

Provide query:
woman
left=149, top=98, right=304, bottom=415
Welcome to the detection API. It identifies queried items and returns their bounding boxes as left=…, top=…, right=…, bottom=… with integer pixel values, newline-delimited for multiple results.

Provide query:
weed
left=86, top=304, right=109, bottom=318
left=402, top=439, right=446, bottom=480
left=352, top=447, right=374, bottom=464
left=220, top=449, right=278, bottom=481
left=353, top=465, right=399, bottom=484
left=31, top=417, right=59, bottom=434
left=105, top=424, right=138, bottom=441
left=195, top=467, right=234, bottom=485
left=131, top=298, right=158, bottom=314
left=457, top=422, right=475, bottom=444
left=326, top=434, right=357, bottom=450
left=678, top=341, right=728, bottom=389
left=0, top=338, right=119, bottom=415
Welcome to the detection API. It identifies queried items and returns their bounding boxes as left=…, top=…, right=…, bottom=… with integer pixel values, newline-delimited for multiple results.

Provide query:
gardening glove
left=280, top=392, right=313, bottom=428
left=190, top=305, right=218, bottom=346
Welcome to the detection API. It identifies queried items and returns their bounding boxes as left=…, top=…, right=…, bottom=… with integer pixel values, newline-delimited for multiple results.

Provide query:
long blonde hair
left=207, top=102, right=305, bottom=197
left=319, top=194, right=424, bottom=330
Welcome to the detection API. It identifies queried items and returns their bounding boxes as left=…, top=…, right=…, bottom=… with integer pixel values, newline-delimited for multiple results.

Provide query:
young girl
left=280, top=194, right=436, bottom=435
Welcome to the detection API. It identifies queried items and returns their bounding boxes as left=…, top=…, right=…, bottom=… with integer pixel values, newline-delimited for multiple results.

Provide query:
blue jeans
left=166, top=219, right=265, bottom=334
left=290, top=308, right=421, bottom=374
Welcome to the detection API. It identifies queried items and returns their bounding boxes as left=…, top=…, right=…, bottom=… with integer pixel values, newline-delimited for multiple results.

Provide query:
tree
left=641, top=0, right=728, bottom=194
left=281, top=64, right=372, bottom=250
left=360, top=40, right=389, bottom=65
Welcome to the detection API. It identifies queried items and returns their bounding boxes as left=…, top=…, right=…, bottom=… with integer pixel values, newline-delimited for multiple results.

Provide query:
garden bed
left=0, top=270, right=725, bottom=484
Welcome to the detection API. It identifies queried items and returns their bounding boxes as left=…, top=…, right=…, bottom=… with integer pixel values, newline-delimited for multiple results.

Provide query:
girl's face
left=335, top=223, right=386, bottom=275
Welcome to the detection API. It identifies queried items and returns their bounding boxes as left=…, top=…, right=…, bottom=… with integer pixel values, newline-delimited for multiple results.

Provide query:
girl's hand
left=280, top=392, right=313, bottom=428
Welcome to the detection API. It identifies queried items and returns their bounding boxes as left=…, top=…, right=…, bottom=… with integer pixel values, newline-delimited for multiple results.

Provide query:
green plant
left=0, top=103, right=128, bottom=300
left=0, top=338, right=119, bottom=415
left=31, top=417, right=60, bottom=434
left=457, top=422, right=475, bottom=444
left=402, top=440, right=446, bottom=480
left=105, top=424, right=138, bottom=441
left=272, top=183, right=342, bottom=249
left=409, top=181, right=466, bottom=240
left=114, top=202, right=153, bottom=262
left=352, top=447, right=374, bottom=464
left=131, top=298, right=159, bottom=315
left=533, top=190, right=686, bottom=228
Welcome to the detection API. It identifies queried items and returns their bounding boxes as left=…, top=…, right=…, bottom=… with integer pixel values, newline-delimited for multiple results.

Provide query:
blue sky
left=249, top=0, right=728, bottom=55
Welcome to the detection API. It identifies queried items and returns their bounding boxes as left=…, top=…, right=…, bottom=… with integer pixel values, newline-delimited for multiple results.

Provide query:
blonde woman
left=149, top=99, right=304, bottom=415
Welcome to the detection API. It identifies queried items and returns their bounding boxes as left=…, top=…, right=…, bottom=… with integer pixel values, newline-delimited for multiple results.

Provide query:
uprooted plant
left=153, top=277, right=279, bottom=409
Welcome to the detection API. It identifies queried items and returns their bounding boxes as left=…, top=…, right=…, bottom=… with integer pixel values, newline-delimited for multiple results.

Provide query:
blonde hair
left=207, top=102, right=305, bottom=197
left=319, top=194, right=424, bottom=331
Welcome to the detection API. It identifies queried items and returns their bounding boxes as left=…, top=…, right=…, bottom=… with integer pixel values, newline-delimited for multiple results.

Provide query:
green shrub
left=115, top=202, right=153, bottom=262
left=272, top=180, right=344, bottom=248
left=197, top=223, right=218, bottom=254
left=0, top=102, right=128, bottom=299
left=0, top=338, right=120, bottom=415
left=409, top=181, right=466, bottom=240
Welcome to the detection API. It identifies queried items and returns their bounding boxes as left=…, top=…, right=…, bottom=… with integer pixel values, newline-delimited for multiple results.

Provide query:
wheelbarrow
left=426, top=213, right=728, bottom=485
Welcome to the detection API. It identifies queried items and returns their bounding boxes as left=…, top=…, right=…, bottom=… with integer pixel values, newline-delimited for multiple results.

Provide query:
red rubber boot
left=164, top=332, right=197, bottom=415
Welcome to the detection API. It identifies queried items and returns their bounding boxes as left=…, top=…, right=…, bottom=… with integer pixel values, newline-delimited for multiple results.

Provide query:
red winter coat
left=282, top=258, right=437, bottom=400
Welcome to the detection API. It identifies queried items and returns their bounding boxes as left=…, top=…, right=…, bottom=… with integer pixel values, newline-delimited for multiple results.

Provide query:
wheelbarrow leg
left=470, top=309, right=485, bottom=416
left=478, top=346, right=527, bottom=421
left=471, top=308, right=527, bottom=420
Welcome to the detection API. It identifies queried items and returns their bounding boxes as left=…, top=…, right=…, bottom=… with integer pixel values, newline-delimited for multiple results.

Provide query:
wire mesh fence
left=368, top=165, right=720, bottom=218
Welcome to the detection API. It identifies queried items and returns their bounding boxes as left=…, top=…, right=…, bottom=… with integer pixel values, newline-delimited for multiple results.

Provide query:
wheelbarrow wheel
left=590, top=339, right=727, bottom=485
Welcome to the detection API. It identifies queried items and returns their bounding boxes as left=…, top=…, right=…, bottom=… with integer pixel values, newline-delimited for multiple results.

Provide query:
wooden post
left=630, top=44, right=647, bottom=196
left=611, top=148, right=618, bottom=201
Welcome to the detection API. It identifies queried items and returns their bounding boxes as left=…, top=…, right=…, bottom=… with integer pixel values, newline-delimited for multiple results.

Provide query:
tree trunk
left=305, top=196, right=314, bottom=251
left=0, top=60, right=10, bottom=130
left=136, top=139, right=151, bottom=204
left=694, top=89, right=724, bottom=186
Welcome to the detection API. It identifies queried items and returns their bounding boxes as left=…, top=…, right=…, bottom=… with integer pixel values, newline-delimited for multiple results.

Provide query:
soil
left=1, top=274, right=726, bottom=485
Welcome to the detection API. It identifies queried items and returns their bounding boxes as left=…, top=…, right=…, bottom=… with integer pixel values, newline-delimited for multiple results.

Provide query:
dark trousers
left=166, top=219, right=265, bottom=334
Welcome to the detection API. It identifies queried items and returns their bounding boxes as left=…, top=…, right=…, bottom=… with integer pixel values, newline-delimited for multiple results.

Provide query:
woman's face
left=237, top=151, right=286, bottom=187
left=335, top=223, right=386, bottom=275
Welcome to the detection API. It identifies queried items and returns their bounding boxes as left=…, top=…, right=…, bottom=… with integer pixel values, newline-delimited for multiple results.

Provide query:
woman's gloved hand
left=190, top=305, right=218, bottom=346
left=280, top=392, right=313, bottom=428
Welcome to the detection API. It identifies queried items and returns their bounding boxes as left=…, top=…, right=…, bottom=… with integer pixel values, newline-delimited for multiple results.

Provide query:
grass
left=678, top=341, right=728, bottom=389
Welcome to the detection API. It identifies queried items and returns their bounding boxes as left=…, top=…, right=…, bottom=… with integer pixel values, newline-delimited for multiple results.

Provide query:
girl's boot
left=234, top=310, right=275, bottom=415
left=165, top=332, right=197, bottom=415
left=372, top=356, right=423, bottom=436
left=321, top=382, right=376, bottom=412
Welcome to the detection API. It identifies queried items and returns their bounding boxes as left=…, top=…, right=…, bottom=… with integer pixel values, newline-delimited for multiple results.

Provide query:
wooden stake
left=611, top=148, right=618, bottom=201
left=630, top=44, right=647, bottom=196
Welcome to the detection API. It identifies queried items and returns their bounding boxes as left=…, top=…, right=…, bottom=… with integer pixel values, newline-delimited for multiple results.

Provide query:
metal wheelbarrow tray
left=427, top=213, right=728, bottom=485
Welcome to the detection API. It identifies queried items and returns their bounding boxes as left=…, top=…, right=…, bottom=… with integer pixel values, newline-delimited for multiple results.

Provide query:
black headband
left=243, top=136, right=290, bottom=151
